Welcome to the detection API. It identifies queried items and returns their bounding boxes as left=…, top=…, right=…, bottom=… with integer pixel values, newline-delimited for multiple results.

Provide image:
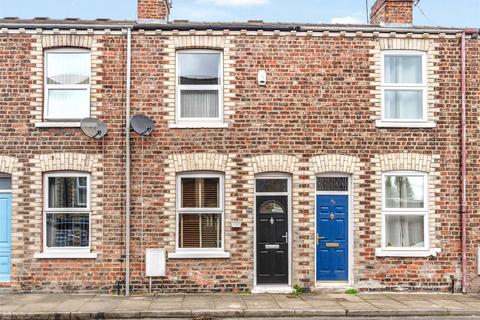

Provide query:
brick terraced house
left=0, top=0, right=479, bottom=293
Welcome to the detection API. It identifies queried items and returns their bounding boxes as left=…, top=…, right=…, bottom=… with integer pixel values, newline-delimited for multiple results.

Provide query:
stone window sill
left=168, top=123, right=229, bottom=129
left=35, top=122, right=81, bottom=128
left=375, top=120, right=437, bottom=128
left=375, top=248, right=440, bottom=257
left=168, top=251, right=230, bottom=259
left=34, top=251, right=98, bottom=259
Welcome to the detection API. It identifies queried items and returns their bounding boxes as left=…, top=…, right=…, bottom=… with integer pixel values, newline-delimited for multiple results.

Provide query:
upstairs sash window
left=45, top=49, right=91, bottom=120
left=176, top=50, right=223, bottom=123
left=382, top=52, right=426, bottom=122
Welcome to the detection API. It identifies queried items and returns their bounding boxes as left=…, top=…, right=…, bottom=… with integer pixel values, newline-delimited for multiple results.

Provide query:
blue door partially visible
left=0, top=193, right=12, bottom=282
left=316, top=195, right=348, bottom=281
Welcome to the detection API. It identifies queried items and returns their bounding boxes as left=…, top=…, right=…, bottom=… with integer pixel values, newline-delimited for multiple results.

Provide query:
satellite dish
left=80, top=117, right=108, bottom=139
left=130, top=114, right=155, bottom=136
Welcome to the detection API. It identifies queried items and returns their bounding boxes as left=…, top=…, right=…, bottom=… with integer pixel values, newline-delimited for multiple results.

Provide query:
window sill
left=35, top=121, right=81, bottom=128
left=168, top=251, right=230, bottom=259
left=34, top=251, right=98, bottom=259
left=169, top=123, right=229, bottom=129
left=375, top=120, right=436, bottom=128
left=375, top=248, right=440, bottom=257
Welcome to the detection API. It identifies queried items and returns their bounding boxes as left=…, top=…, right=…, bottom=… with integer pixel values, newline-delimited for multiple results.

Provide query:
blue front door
left=0, top=193, right=12, bottom=282
left=316, top=195, right=348, bottom=281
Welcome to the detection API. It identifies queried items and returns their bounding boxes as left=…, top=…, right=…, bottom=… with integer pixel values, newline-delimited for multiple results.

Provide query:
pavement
left=1, top=292, right=480, bottom=319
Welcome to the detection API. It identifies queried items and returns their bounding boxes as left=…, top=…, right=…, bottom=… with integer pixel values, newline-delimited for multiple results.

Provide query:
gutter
left=460, top=31, right=467, bottom=294
left=125, top=27, right=132, bottom=296
left=0, top=22, right=132, bottom=30
left=134, top=23, right=478, bottom=35
left=0, top=21, right=477, bottom=36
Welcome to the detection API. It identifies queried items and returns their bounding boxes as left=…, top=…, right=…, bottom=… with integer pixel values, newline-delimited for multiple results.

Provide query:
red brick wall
left=466, top=37, right=480, bottom=292
left=126, top=32, right=475, bottom=292
left=370, top=0, right=413, bottom=25
left=2, top=29, right=480, bottom=293
left=0, top=32, right=127, bottom=292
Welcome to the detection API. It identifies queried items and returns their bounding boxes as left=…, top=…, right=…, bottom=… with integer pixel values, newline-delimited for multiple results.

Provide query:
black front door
left=256, top=195, right=288, bottom=284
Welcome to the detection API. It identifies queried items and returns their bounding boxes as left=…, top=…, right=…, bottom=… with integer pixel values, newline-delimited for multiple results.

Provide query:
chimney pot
left=370, top=0, right=414, bottom=26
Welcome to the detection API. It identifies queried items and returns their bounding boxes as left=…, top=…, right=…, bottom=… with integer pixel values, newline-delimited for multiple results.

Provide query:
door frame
left=0, top=188, right=12, bottom=283
left=314, top=173, right=354, bottom=286
left=253, top=173, right=292, bottom=288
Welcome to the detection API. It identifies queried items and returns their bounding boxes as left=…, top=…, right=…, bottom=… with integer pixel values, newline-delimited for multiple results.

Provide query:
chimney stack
left=137, top=0, right=171, bottom=22
left=370, top=0, right=414, bottom=26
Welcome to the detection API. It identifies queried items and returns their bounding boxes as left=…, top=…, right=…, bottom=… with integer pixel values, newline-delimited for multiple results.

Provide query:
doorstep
left=315, top=281, right=350, bottom=289
left=252, top=285, right=292, bottom=294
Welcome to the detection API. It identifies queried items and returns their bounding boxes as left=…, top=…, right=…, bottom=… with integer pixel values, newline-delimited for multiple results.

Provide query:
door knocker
left=330, top=213, right=335, bottom=220
left=270, top=217, right=274, bottom=225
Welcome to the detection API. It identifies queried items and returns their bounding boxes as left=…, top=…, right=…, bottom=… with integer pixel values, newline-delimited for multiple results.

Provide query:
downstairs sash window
left=176, top=173, right=224, bottom=251
left=44, top=172, right=91, bottom=251
left=382, top=172, right=428, bottom=251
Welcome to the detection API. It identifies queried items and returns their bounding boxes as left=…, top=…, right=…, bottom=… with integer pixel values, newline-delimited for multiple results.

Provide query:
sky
left=0, top=0, right=479, bottom=28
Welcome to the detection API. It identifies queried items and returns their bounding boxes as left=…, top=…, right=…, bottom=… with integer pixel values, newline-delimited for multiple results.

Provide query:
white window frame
left=44, top=48, right=91, bottom=121
left=380, top=51, right=427, bottom=123
left=42, top=172, right=91, bottom=255
left=175, top=49, right=224, bottom=126
left=170, top=171, right=228, bottom=259
left=381, top=171, right=429, bottom=252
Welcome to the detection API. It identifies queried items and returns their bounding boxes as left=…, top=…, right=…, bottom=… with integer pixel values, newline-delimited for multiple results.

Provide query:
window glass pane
left=180, top=90, right=219, bottom=118
left=385, top=215, right=424, bottom=248
left=47, top=89, right=90, bottom=119
left=48, top=176, right=88, bottom=208
left=0, top=177, right=12, bottom=190
left=256, top=179, right=288, bottom=193
left=181, top=177, right=219, bottom=208
left=316, top=177, right=348, bottom=192
left=179, top=213, right=221, bottom=248
left=178, top=52, right=220, bottom=85
left=46, top=213, right=89, bottom=247
left=385, top=90, right=423, bottom=120
left=259, top=200, right=285, bottom=214
left=384, top=55, right=422, bottom=84
left=47, top=52, right=90, bottom=85
left=385, top=175, right=425, bottom=208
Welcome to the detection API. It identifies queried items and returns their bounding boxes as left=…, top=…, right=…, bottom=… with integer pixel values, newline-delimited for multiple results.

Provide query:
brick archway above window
left=378, top=153, right=436, bottom=172
left=38, top=153, right=98, bottom=172
left=0, top=155, right=18, bottom=174
left=169, top=153, right=229, bottom=173
left=41, top=35, right=93, bottom=49
left=312, top=154, right=359, bottom=174
left=252, top=155, right=298, bottom=174
left=173, top=36, right=226, bottom=50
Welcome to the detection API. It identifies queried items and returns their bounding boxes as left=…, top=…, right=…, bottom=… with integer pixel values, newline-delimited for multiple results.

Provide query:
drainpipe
left=125, top=27, right=132, bottom=296
left=460, top=31, right=467, bottom=294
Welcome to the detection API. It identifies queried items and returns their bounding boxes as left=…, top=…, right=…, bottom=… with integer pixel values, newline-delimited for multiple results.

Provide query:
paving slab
left=328, top=293, right=364, bottom=302
left=430, top=298, right=471, bottom=310
left=115, top=297, right=153, bottom=311
left=365, top=299, right=411, bottom=311
left=15, top=302, right=61, bottom=313
left=213, top=295, right=245, bottom=310
left=149, top=295, right=184, bottom=310
left=182, top=294, right=215, bottom=310
left=242, top=294, right=280, bottom=310
left=53, top=296, right=93, bottom=312
left=271, top=295, right=312, bottom=309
